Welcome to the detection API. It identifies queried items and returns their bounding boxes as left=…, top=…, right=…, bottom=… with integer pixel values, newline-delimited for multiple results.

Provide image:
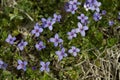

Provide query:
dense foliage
left=0, top=0, right=120, bottom=80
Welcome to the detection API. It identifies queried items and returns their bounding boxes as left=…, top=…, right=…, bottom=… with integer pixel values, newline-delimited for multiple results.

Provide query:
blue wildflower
left=67, top=29, right=77, bottom=40
left=101, top=10, right=106, bottom=15
left=17, top=60, right=27, bottom=71
left=46, top=18, right=55, bottom=30
left=76, top=22, right=88, bottom=36
left=77, top=14, right=88, bottom=24
left=40, top=61, right=50, bottom=72
left=68, top=46, right=80, bottom=57
left=35, top=41, right=46, bottom=51
left=50, top=33, right=63, bottom=47
left=31, top=23, right=43, bottom=37
left=6, top=34, right=16, bottom=45
left=93, top=12, right=102, bottom=21
left=90, top=1, right=101, bottom=12
left=109, top=20, right=114, bottom=26
left=53, top=13, right=62, bottom=22
left=17, top=40, right=28, bottom=51
left=55, top=48, right=67, bottom=61
left=66, top=5, right=78, bottom=14
left=0, top=60, right=7, bottom=70
left=84, top=0, right=101, bottom=12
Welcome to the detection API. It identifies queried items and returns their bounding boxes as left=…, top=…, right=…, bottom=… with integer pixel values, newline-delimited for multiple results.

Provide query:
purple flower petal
left=40, top=61, right=45, bottom=66
left=19, top=46, right=24, bottom=51
left=64, top=53, right=68, bottom=57
left=35, top=32, right=40, bottom=37
left=55, top=34, right=59, bottom=39
left=40, top=67, right=45, bottom=71
left=80, top=30, right=85, bottom=36
left=78, top=22, right=82, bottom=29
left=50, top=38, right=55, bottom=42
left=46, top=62, right=50, bottom=66
left=17, top=65, right=22, bottom=70
left=61, top=48, right=65, bottom=52
left=18, top=60, right=22, bottom=64
left=58, top=55, right=63, bottom=61
left=46, top=67, right=50, bottom=72
left=54, top=42, right=58, bottom=47
left=83, top=26, right=88, bottom=30
left=23, top=61, right=28, bottom=65
left=68, top=49, right=73, bottom=53
left=49, top=26, right=53, bottom=31
left=73, top=52, right=77, bottom=56
left=55, top=51, right=61, bottom=55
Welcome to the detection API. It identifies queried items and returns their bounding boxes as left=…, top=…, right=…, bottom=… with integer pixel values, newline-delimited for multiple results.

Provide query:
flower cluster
left=67, top=15, right=89, bottom=38
left=4, top=0, right=108, bottom=73
left=6, top=34, right=28, bottom=51
left=83, top=0, right=102, bottom=21
left=84, top=0, right=101, bottom=12
left=65, top=0, right=81, bottom=14
left=41, top=13, right=61, bottom=31
left=5, top=13, right=62, bottom=72
left=17, top=60, right=50, bottom=72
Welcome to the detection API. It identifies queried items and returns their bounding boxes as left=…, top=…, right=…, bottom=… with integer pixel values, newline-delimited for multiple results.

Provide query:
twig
left=12, top=6, right=34, bottom=21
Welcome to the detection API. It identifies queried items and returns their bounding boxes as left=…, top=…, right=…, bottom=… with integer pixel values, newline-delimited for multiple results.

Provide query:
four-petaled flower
left=90, top=1, right=101, bottom=12
left=101, top=10, right=106, bottom=15
left=77, top=14, right=88, bottom=24
left=76, top=22, right=88, bottom=36
left=67, top=5, right=78, bottom=14
left=50, top=33, right=63, bottom=47
left=6, top=34, right=16, bottom=45
left=67, top=29, right=77, bottom=40
left=35, top=41, right=46, bottom=51
left=93, top=12, right=102, bottom=21
left=40, top=61, right=50, bottom=72
left=109, top=20, right=114, bottom=26
left=18, top=40, right=28, bottom=51
left=55, top=48, right=67, bottom=61
left=68, top=46, right=80, bottom=57
left=17, top=60, right=27, bottom=71
left=53, top=13, right=62, bottom=22
left=31, top=23, right=43, bottom=37
left=46, top=18, right=55, bottom=30
left=0, top=60, right=7, bottom=70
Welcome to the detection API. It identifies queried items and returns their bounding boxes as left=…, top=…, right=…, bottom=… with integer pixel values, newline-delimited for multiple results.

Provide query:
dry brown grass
left=75, top=44, right=120, bottom=80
